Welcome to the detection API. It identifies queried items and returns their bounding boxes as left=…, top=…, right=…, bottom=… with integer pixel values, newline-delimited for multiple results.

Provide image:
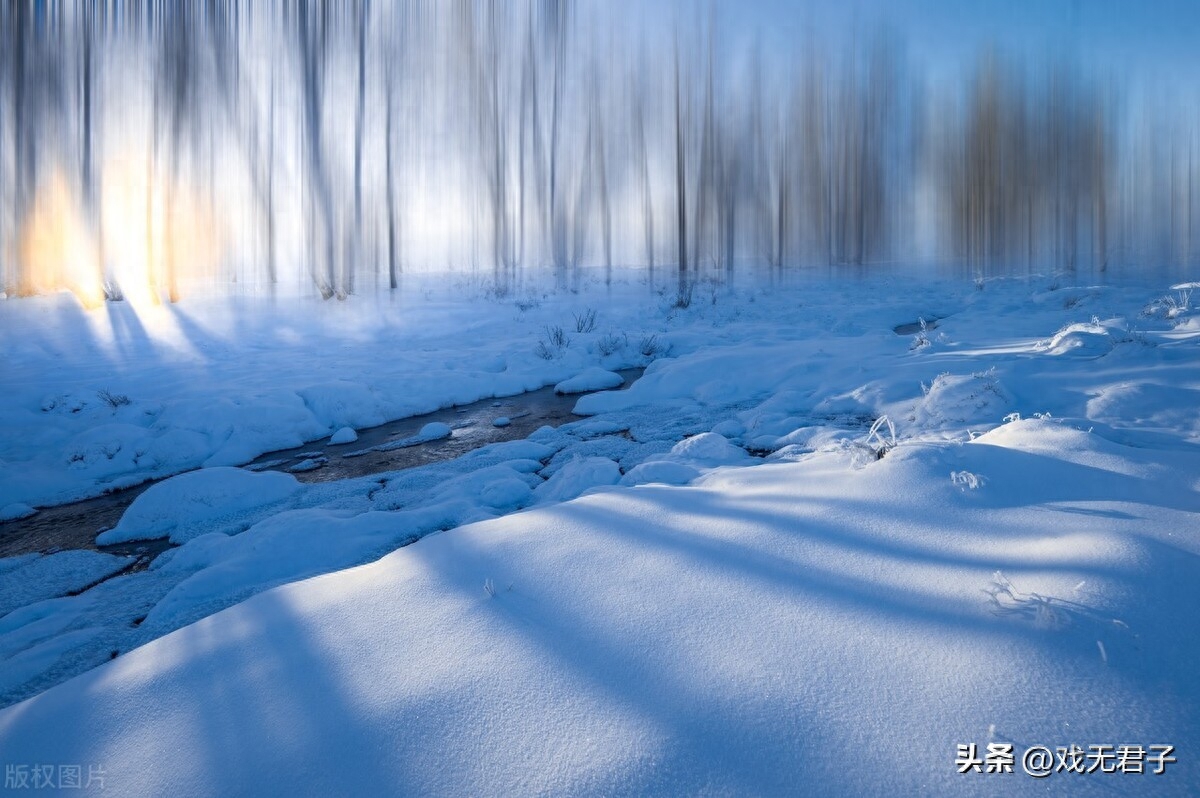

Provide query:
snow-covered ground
left=1, top=270, right=1199, bottom=794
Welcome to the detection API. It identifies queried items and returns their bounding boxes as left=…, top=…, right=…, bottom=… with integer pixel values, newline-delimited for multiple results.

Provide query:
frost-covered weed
left=972, top=367, right=1004, bottom=397
left=672, top=282, right=694, bottom=309
left=535, top=325, right=571, bottom=359
left=910, top=317, right=931, bottom=350
left=638, top=334, right=670, bottom=359
left=1142, top=286, right=1193, bottom=319
left=1112, top=324, right=1152, bottom=347
left=950, top=470, right=984, bottom=490
left=97, top=390, right=132, bottom=408
left=596, top=331, right=627, bottom=357
left=839, top=419, right=897, bottom=466
left=865, top=415, right=897, bottom=458
left=920, top=371, right=950, bottom=398
left=985, top=572, right=1069, bottom=630
left=573, top=308, right=597, bottom=333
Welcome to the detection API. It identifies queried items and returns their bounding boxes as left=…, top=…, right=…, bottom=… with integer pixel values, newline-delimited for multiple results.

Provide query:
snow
left=0, top=503, right=36, bottom=522
left=3, top=428, right=1199, bottom=794
left=554, top=366, right=625, bottom=394
left=2, top=270, right=1200, bottom=793
left=0, top=627, right=105, bottom=699
left=415, top=421, right=453, bottom=442
left=0, top=551, right=131, bottom=617
left=329, top=426, right=359, bottom=445
left=286, top=456, right=327, bottom=473
left=143, top=509, right=445, bottom=631
left=0, top=284, right=654, bottom=510
left=95, top=467, right=302, bottom=545
left=534, top=456, right=622, bottom=503
left=619, top=459, right=702, bottom=486
left=661, top=432, right=753, bottom=466
left=615, top=433, right=752, bottom=487
left=1039, top=320, right=1114, bottom=357
left=296, top=381, right=390, bottom=430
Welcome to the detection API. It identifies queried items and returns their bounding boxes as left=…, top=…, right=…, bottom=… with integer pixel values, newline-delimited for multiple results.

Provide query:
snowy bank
left=2, top=429, right=1198, bottom=795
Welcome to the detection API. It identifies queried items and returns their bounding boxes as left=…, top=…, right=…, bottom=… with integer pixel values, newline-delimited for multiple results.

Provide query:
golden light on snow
left=16, top=156, right=228, bottom=311
left=160, top=189, right=226, bottom=291
left=17, top=170, right=105, bottom=308
left=104, top=154, right=226, bottom=308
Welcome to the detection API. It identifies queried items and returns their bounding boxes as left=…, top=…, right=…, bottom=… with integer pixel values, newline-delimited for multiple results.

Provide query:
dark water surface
left=0, top=369, right=642, bottom=561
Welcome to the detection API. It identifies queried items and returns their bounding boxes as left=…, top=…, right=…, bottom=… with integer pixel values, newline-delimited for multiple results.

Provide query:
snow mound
left=0, top=503, right=36, bottom=522
left=96, top=467, right=302, bottom=545
left=145, top=510, right=406, bottom=630
left=144, top=502, right=481, bottom=632
left=7, top=437, right=1197, bottom=795
left=417, top=422, right=453, bottom=442
left=619, top=460, right=701, bottom=486
left=1040, top=322, right=1113, bottom=357
left=329, top=427, right=359, bottom=445
left=63, top=423, right=155, bottom=480
left=665, top=432, right=753, bottom=466
left=970, top=417, right=1173, bottom=482
left=535, top=457, right=622, bottom=504
left=1086, top=383, right=1200, bottom=438
left=479, top=478, right=534, bottom=511
left=910, top=370, right=1011, bottom=429
left=619, top=432, right=748, bottom=489
left=159, top=392, right=325, bottom=469
left=297, top=381, right=389, bottom=430
left=554, top=367, right=625, bottom=395
left=617, top=433, right=750, bottom=487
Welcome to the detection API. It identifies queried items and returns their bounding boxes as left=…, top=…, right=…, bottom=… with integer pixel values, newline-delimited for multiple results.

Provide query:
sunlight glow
left=17, top=170, right=105, bottom=308
left=17, top=155, right=229, bottom=315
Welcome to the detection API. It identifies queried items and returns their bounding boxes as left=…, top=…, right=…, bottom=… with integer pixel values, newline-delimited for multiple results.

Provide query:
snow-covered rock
left=416, top=422, right=452, bottom=442
left=535, top=456, right=622, bottom=504
left=664, top=432, right=753, bottom=467
left=0, top=503, right=36, bottom=522
left=554, top=367, right=625, bottom=395
left=96, top=467, right=302, bottom=545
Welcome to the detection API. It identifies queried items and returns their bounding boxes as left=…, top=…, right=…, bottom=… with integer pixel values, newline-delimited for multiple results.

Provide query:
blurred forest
left=1, top=1, right=1197, bottom=304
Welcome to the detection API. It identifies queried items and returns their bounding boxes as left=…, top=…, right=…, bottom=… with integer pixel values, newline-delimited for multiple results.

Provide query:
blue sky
left=647, top=0, right=1200, bottom=83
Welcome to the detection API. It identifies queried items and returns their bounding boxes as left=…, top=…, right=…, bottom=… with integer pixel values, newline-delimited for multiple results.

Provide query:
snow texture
left=554, top=367, right=625, bottom=394
left=2, top=272, right=1200, bottom=794
left=95, top=467, right=302, bottom=545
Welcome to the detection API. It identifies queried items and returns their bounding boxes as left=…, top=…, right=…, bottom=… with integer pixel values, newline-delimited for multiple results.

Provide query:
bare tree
left=350, top=0, right=369, bottom=297
left=294, top=0, right=336, bottom=299
left=674, top=42, right=688, bottom=293
left=633, top=65, right=655, bottom=278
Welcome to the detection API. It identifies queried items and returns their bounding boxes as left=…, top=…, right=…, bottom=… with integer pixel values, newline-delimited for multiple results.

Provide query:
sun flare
left=17, top=170, right=105, bottom=308
left=15, top=157, right=227, bottom=311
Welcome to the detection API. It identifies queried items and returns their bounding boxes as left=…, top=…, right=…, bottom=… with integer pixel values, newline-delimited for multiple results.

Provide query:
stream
left=0, top=369, right=644, bottom=562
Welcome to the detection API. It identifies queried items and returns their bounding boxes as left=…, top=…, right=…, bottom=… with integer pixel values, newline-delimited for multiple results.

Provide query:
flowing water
left=0, top=369, right=643, bottom=561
